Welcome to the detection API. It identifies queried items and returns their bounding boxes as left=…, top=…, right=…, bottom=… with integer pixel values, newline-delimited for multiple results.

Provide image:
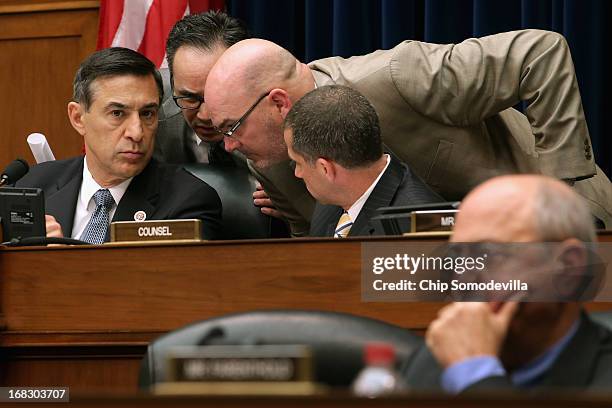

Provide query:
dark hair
left=284, top=85, right=383, bottom=168
left=73, top=47, right=163, bottom=111
left=166, top=11, right=248, bottom=77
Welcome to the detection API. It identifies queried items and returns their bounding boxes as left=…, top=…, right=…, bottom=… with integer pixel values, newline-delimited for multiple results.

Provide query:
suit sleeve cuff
left=441, top=356, right=506, bottom=394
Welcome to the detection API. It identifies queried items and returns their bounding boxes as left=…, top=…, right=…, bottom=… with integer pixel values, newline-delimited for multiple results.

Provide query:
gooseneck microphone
left=0, top=159, right=29, bottom=187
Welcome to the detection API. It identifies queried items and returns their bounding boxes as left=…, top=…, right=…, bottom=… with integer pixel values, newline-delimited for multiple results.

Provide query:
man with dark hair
left=155, top=10, right=292, bottom=229
left=154, top=11, right=248, bottom=166
left=284, top=85, right=440, bottom=237
left=204, top=33, right=612, bottom=231
left=17, top=47, right=222, bottom=241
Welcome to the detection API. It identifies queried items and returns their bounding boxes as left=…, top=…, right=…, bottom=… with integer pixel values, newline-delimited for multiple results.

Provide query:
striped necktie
left=80, top=189, right=115, bottom=244
left=334, top=211, right=353, bottom=238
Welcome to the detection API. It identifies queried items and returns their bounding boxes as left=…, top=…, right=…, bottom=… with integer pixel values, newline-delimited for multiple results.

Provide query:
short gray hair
left=533, top=180, right=596, bottom=242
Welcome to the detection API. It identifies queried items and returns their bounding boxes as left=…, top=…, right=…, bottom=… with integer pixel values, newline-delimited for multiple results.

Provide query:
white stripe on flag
left=111, top=0, right=155, bottom=50
left=158, top=3, right=189, bottom=68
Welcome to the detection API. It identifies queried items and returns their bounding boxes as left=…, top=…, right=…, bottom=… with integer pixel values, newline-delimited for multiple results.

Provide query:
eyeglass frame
left=212, top=91, right=271, bottom=138
left=172, top=94, right=205, bottom=110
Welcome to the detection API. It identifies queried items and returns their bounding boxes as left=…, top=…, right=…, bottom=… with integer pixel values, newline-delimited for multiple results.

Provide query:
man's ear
left=316, top=157, right=336, bottom=181
left=557, top=238, right=588, bottom=270
left=554, top=238, right=591, bottom=300
left=269, top=89, right=292, bottom=119
left=67, top=101, right=86, bottom=136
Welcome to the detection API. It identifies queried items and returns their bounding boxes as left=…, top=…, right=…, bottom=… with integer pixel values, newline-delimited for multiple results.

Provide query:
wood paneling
left=0, top=238, right=447, bottom=333
left=0, top=1, right=98, bottom=168
left=1, top=392, right=612, bottom=408
left=1, top=235, right=611, bottom=392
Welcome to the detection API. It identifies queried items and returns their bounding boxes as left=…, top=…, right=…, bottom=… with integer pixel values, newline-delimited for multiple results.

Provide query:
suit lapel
left=45, top=158, right=84, bottom=237
left=537, top=314, right=607, bottom=387
left=325, top=207, right=343, bottom=237
left=112, top=160, right=158, bottom=224
left=350, top=156, right=402, bottom=236
left=310, top=204, right=343, bottom=237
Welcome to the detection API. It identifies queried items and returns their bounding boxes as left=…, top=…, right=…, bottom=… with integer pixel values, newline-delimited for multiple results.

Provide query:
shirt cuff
left=441, top=356, right=506, bottom=394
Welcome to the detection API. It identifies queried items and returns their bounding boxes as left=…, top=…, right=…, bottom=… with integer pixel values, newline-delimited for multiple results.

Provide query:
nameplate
left=166, top=345, right=313, bottom=383
left=110, top=219, right=202, bottom=242
left=411, top=210, right=458, bottom=233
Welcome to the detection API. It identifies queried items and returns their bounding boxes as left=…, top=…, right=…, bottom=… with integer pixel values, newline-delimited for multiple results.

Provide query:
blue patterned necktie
left=80, top=189, right=115, bottom=244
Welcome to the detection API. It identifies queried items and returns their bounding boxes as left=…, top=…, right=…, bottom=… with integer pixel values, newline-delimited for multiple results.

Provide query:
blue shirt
left=441, top=319, right=580, bottom=394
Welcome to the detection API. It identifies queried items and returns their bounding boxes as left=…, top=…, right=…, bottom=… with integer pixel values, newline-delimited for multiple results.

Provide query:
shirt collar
left=346, top=154, right=390, bottom=222
left=191, top=130, right=203, bottom=146
left=81, top=155, right=132, bottom=210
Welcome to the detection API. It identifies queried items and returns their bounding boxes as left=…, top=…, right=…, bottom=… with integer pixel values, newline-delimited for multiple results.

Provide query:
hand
left=426, top=302, right=518, bottom=368
left=45, top=214, right=64, bottom=238
left=253, top=183, right=283, bottom=219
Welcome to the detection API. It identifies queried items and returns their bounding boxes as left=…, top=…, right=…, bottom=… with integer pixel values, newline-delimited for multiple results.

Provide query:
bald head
left=452, top=175, right=594, bottom=243
left=203, top=39, right=315, bottom=168
left=207, top=39, right=301, bottom=102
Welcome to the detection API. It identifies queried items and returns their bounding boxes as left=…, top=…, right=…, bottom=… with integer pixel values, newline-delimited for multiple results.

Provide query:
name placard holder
left=151, top=345, right=321, bottom=396
left=410, top=210, right=458, bottom=233
left=110, top=219, right=202, bottom=243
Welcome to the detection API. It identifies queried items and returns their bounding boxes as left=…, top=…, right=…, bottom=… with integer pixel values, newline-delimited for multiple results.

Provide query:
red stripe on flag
left=189, top=0, right=225, bottom=14
left=138, top=0, right=188, bottom=67
left=97, top=0, right=125, bottom=50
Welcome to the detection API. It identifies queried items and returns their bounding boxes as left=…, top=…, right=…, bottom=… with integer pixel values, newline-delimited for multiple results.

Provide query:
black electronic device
left=0, top=187, right=46, bottom=242
left=0, top=159, right=29, bottom=187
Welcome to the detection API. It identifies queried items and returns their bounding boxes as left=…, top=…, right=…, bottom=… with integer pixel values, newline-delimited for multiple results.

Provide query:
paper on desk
left=27, top=133, right=56, bottom=163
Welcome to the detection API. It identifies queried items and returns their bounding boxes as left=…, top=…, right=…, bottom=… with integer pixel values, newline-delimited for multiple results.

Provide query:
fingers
left=495, top=301, right=519, bottom=329
left=45, top=214, right=64, bottom=238
left=252, top=184, right=283, bottom=219
left=253, top=197, right=274, bottom=207
left=253, top=185, right=275, bottom=206
left=260, top=207, right=283, bottom=219
left=252, top=189, right=269, bottom=200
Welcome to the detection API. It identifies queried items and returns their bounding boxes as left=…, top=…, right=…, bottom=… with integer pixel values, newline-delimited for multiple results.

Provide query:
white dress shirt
left=345, top=154, right=391, bottom=222
left=71, top=156, right=133, bottom=239
left=190, top=131, right=211, bottom=163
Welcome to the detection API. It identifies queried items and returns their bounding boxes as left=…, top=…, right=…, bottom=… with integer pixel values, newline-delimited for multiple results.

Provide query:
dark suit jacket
left=153, top=68, right=246, bottom=168
left=401, top=313, right=612, bottom=391
left=153, top=67, right=197, bottom=164
left=309, top=155, right=442, bottom=237
left=16, top=157, right=223, bottom=240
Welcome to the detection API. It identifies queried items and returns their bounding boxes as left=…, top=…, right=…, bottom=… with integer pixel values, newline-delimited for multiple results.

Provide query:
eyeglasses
left=173, top=94, right=205, bottom=110
left=213, top=91, right=271, bottom=138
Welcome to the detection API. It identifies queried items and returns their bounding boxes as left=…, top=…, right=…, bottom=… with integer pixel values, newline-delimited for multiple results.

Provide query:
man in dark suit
left=283, top=85, right=440, bottom=237
left=402, top=175, right=612, bottom=391
left=154, top=11, right=288, bottom=234
left=154, top=11, right=247, bottom=167
left=17, top=47, right=222, bottom=241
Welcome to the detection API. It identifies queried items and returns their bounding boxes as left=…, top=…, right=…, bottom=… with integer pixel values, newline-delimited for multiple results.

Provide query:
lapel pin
left=134, top=210, right=147, bottom=222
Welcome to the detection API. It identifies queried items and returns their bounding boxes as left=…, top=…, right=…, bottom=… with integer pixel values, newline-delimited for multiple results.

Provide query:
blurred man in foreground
left=403, top=175, right=612, bottom=391
left=284, top=85, right=440, bottom=237
left=17, top=47, right=222, bottom=242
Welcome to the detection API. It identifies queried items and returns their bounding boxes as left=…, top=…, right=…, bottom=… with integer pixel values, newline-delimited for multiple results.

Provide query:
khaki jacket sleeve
left=391, top=29, right=595, bottom=179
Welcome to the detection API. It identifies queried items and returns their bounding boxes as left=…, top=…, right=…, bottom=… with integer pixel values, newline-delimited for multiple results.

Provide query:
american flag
left=97, top=0, right=225, bottom=68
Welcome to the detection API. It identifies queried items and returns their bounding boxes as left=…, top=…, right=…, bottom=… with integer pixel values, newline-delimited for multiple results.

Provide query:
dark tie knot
left=208, top=141, right=235, bottom=166
left=93, top=189, right=115, bottom=209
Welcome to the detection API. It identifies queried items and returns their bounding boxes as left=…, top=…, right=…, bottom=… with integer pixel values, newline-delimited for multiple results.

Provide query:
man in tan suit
left=204, top=30, right=612, bottom=232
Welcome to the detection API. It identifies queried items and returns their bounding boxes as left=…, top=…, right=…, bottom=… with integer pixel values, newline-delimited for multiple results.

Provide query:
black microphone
left=0, top=159, right=29, bottom=187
